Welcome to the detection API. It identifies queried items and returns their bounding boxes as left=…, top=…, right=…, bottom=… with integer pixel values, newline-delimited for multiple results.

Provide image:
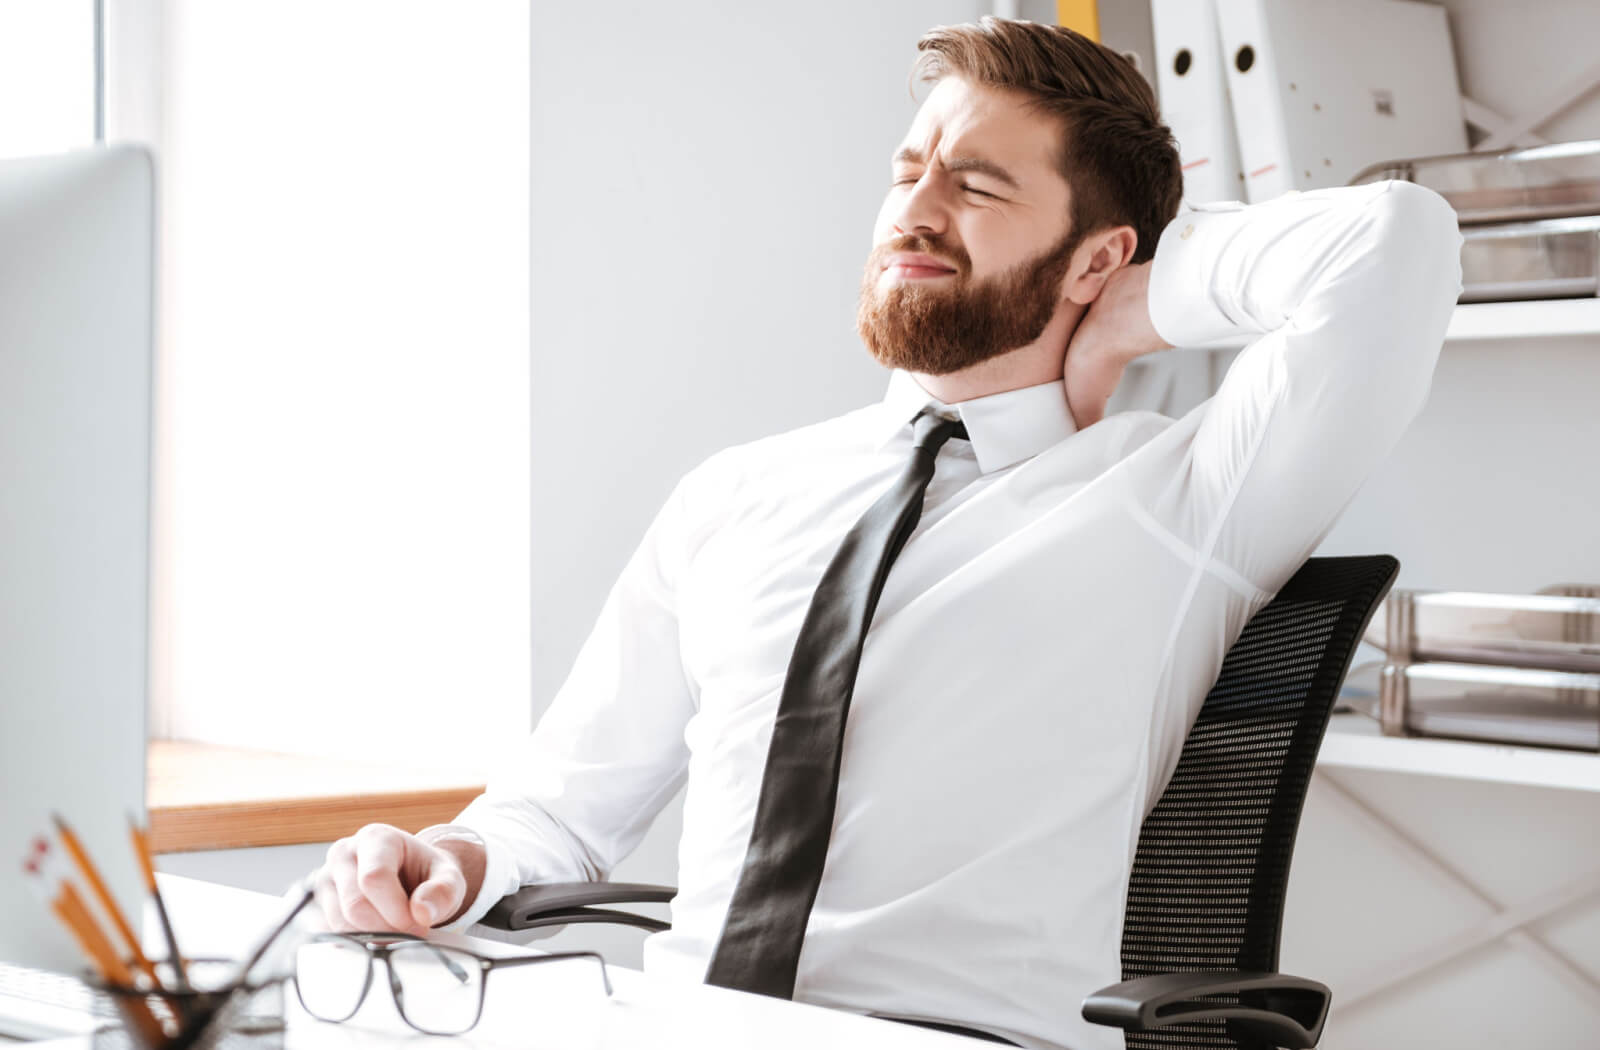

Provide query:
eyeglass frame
left=291, top=931, right=614, bottom=1036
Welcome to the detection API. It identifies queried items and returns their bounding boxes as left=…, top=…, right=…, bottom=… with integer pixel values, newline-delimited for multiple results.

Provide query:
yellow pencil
left=24, top=838, right=169, bottom=1047
left=52, top=813, right=160, bottom=986
left=55, top=889, right=170, bottom=1047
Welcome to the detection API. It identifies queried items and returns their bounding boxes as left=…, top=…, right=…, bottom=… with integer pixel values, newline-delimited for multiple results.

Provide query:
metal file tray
left=1457, top=214, right=1600, bottom=302
left=1362, top=588, right=1600, bottom=673
left=1341, top=660, right=1600, bottom=753
left=1350, top=139, right=1600, bottom=225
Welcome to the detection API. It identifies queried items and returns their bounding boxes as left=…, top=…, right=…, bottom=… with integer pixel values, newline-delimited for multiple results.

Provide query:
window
left=110, top=2, right=531, bottom=762
left=0, top=0, right=95, bottom=157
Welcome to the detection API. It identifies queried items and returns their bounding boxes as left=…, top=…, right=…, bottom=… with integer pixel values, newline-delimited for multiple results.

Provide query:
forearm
left=1146, top=180, right=1462, bottom=352
left=416, top=794, right=613, bottom=932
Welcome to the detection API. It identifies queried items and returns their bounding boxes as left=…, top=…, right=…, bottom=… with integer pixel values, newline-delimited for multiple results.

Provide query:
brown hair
left=912, top=16, right=1182, bottom=265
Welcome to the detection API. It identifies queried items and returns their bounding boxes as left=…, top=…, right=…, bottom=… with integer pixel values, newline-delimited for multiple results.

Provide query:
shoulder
left=680, top=401, right=884, bottom=492
left=663, top=400, right=885, bottom=539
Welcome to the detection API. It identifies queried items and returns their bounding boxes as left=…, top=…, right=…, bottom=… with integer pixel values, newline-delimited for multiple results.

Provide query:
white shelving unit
left=1445, top=297, right=1600, bottom=341
left=1181, top=296, right=1600, bottom=352
left=1319, top=713, right=1600, bottom=792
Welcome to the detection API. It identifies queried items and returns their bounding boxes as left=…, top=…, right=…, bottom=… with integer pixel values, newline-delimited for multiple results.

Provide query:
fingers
left=355, top=827, right=424, bottom=933
left=408, top=862, right=466, bottom=929
left=316, top=824, right=432, bottom=935
left=312, top=862, right=343, bottom=931
left=331, top=852, right=393, bottom=932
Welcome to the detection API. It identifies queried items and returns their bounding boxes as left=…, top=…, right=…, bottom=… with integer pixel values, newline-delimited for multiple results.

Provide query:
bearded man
left=314, top=17, right=1461, bottom=1050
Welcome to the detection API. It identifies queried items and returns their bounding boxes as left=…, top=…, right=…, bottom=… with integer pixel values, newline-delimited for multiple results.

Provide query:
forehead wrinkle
left=892, top=144, right=1024, bottom=191
left=894, top=99, right=1040, bottom=194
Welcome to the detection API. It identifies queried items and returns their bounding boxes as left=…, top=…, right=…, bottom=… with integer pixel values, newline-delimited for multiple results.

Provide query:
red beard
left=856, top=227, right=1080, bottom=375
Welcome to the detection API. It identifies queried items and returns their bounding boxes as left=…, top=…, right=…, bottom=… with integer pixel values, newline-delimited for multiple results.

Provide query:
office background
left=4, top=2, right=1593, bottom=1048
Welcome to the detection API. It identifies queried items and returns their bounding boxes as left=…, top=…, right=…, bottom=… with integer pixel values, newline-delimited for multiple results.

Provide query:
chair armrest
left=480, top=881, right=677, bottom=934
left=1081, top=970, right=1330, bottom=1048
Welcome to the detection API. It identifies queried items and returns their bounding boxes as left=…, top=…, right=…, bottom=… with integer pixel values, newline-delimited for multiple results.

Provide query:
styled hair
left=912, top=16, right=1182, bottom=264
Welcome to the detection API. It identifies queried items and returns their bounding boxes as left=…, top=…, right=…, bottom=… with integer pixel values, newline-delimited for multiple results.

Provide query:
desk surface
left=31, top=875, right=993, bottom=1050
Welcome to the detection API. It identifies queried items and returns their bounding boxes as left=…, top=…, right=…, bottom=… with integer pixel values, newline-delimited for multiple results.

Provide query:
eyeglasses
left=292, top=932, right=613, bottom=1036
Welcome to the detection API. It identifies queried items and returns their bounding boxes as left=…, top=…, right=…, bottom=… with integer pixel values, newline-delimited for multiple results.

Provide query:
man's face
left=858, top=75, right=1078, bottom=376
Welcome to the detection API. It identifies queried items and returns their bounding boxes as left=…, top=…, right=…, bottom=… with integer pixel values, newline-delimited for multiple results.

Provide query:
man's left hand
left=1062, top=261, right=1174, bottom=429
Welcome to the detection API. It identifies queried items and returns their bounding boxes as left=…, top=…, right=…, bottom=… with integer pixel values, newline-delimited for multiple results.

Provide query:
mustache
left=870, top=234, right=970, bottom=276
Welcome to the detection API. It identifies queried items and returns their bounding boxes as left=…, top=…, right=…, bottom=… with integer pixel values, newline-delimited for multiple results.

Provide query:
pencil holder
left=86, top=958, right=286, bottom=1050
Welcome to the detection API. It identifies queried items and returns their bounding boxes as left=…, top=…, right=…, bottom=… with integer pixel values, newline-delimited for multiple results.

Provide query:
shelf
left=1318, top=713, right=1600, bottom=792
left=1445, top=297, right=1600, bottom=341
left=1174, top=297, right=1600, bottom=351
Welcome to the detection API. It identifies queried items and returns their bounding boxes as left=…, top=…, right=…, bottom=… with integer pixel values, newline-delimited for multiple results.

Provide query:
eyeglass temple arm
left=480, top=881, right=676, bottom=934
left=1081, top=970, right=1331, bottom=1049
left=424, top=944, right=472, bottom=984
left=490, top=950, right=614, bottom=995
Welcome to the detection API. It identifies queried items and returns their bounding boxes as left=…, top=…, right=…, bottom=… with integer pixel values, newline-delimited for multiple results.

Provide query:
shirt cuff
left=1146, top=199, right=1253, bottom=350
left=417, top=822, right=519, bottom=933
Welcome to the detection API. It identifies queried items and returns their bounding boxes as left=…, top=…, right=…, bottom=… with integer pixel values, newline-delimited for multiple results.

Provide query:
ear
left=1062, top=225, right=1138, bottom=306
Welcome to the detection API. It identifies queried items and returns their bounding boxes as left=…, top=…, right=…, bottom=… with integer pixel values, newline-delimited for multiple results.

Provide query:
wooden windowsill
left=147, top=740, right=485, bottom=854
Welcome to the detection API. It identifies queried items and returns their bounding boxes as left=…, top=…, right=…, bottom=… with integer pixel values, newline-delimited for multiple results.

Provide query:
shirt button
left=1180, top=223, right=1195, bottom=240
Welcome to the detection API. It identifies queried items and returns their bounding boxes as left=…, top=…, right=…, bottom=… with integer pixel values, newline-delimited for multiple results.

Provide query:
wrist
left=1121, top=262, right=1173, bottom=361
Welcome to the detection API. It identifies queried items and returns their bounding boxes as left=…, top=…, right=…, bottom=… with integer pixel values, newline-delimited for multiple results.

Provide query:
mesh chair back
left=1119, top=555, right=1398, bottom=1050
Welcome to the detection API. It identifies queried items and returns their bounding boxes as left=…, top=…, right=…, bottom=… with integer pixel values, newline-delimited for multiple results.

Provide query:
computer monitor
left=0, top=145, right=154, bottom=977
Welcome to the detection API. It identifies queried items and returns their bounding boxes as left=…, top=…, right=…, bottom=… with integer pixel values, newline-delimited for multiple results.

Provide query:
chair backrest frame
left=1119, top=554, right=1399, bottom=1050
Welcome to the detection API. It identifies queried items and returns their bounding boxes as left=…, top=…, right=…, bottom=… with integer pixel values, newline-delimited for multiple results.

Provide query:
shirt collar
left=875, top=368, right=1080, bottom=474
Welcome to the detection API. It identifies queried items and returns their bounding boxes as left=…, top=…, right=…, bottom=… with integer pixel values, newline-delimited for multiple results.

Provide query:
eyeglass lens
left=386, top=941, right=485, bottom=1034
left=294, top=938, right=371, bottom=1022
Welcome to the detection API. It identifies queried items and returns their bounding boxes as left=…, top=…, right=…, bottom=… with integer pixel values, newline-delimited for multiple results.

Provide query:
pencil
left=55, top=889, right=170, bottom=1048
left=235, top=880, right=315, bottom=982
left=52, top=813, right=161, bottom=987
left=24, top=841, right=169, bottom=1047
left=128, top=815, right=190, bottom=991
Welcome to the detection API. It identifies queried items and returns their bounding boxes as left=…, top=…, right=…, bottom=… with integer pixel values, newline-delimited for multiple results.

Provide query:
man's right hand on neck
left=1062, top=260, right=1173, bottom=429
left=311, top=823, right=486, bottom=936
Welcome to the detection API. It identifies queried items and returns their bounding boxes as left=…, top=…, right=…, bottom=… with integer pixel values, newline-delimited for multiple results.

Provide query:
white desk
left=30, top=874, right=991, bottom=1050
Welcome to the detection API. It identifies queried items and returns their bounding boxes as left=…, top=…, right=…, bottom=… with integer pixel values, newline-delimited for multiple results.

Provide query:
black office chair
left=481, top=554, right=1400, bottom=1050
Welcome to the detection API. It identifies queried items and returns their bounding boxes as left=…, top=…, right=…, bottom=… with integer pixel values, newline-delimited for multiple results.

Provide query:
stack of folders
left=1351, top=140, right=1600, bottom=302
left=1339, top=585, right=1600, bottom=753
left=1150, top=0, right=1468, bottom=207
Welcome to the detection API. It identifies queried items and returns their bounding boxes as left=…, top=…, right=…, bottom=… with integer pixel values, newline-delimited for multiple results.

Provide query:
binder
left=1214, top=0, right=1469, bottom=203
left=1151, top=0, right=1245, bottom=205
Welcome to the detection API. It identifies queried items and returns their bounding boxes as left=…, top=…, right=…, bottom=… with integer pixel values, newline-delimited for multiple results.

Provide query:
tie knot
left=912, top=411, right=968, bottom=451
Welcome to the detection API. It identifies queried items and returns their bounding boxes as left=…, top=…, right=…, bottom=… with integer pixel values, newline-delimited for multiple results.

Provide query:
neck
left=908, top=300, right=1086, bottom=404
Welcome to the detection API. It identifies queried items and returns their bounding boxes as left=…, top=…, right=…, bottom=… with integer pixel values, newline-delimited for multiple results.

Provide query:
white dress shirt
left=425, top=180, right=1462, bottom=1050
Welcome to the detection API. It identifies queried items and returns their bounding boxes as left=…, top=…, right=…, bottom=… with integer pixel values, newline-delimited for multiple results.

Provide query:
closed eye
left=893, top=176, right=1000, bottom=200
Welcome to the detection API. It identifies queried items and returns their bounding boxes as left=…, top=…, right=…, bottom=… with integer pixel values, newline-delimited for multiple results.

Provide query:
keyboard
left=0, top=963, right=110, bottom=1042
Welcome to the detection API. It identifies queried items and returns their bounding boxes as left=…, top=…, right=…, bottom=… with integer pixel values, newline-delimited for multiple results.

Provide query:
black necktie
left=705, top=410, right=969, bottom=999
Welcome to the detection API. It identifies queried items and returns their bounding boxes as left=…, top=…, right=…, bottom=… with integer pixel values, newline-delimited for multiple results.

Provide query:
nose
left=890, top=173, right=949, bottom=239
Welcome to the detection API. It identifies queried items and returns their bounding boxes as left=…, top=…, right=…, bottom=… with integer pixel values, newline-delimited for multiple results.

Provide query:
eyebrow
left=893, top=146, right=1022, bottom=191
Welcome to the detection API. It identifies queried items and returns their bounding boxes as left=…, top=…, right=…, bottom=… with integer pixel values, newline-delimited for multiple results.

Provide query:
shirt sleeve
left=428, top=467, right=704, bottom=931
left=1140, top=178, right=1463, bottom=597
